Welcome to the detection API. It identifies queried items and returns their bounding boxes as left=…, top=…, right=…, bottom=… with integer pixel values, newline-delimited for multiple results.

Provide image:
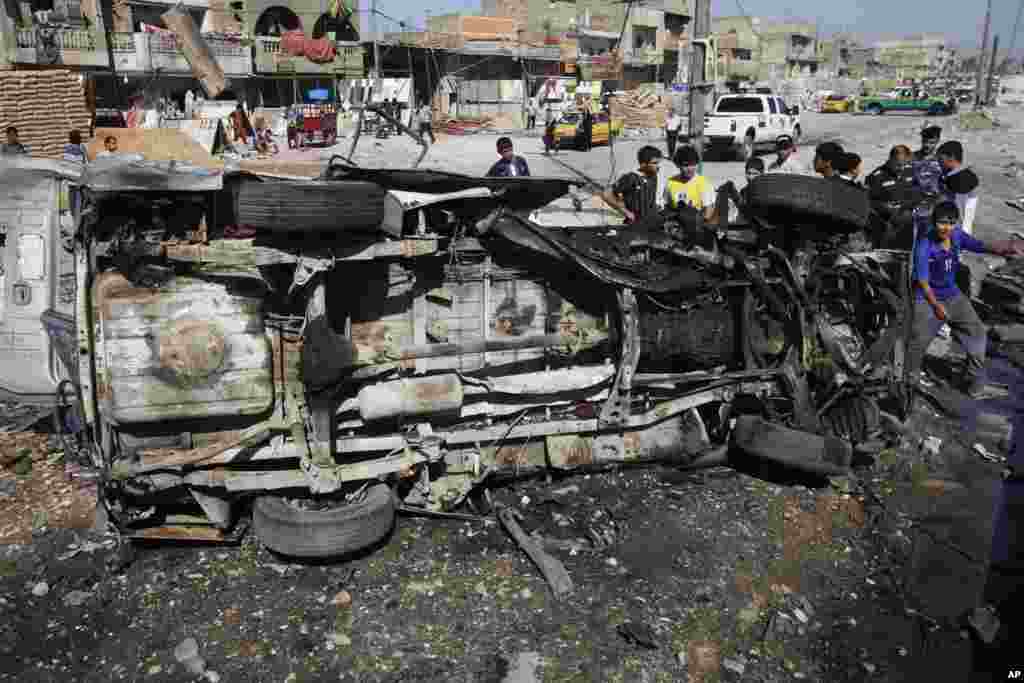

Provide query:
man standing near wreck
left=907, top=201, right=1022, bottom=400
left=487, top=138, right=530, bottom=177
left=601, top=145, right=663, bottom=224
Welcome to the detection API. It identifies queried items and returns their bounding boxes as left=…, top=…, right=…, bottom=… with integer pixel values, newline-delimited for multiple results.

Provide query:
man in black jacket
left=487, top=138, right=531, bottom=177
left=914, top=125, right=941, bottom=161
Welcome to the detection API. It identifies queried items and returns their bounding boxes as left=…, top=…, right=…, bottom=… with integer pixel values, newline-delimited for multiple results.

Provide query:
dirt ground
left=1, top=108, right=1022, bottom=683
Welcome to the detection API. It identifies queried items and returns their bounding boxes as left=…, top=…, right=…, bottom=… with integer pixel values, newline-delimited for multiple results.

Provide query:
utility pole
left=1008, top=0, right=1024, bottom=74
left=688, top=0, right=711, bottom=158
left=975, top=0, right=992, bottom=110
left=986, top=34, right=1000, bottom=105
left=99, top=0, right=122, bottom=105
left=371, top=0, right=381, bottom=95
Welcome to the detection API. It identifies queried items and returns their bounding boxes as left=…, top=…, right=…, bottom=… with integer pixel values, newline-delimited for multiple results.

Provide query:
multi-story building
left=872, top=34, right=947, bottom=82
left=756, top=20, right=818, bottom=80
left=712, top=16, right=760, bottom=82
left=0, top=0, right=364, bottom=107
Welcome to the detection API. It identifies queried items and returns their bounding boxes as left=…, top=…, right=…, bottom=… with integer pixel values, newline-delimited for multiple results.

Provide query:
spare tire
left=252, top=483, right=395, bottom=558
left=235, top=177, right=386, bottom=233
left=745, top=174, right=870, bottom=232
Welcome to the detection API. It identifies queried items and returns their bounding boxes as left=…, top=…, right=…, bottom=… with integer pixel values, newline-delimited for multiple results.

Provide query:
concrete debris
left=792, top=608, right=809, bottom=624
left=959, top=111, right=998, bottom=130
left=676, top=651, right=687, bottom=667
left=31, top=581, right=49, bottom=597
left=331, top=590, right=352, bottom=608
left=550, top=484, right=580, bottom=496
left=966, top=605, right=1001, bottom=644
left=326, top=632, right=351, bottom=649
left=502, top=651, right=542, bottom=683
left=919, top=436, right=942, bottom=459
left=205, top=672, right=221, bottom=683
left=972, top=443, right=1005, bottom=463
left=56, top=539, right=116, bottom=561
left=174, top=637, right=206, bottom=675
left=617, top=621, right=658, bottom=650
left=62, top=590, right=92, bottom=607
left=722, top=656, right=747, bottom=675
left=862, top=662, right=877, bottom=674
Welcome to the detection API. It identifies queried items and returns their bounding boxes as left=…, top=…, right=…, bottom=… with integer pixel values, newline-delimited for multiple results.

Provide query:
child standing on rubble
left=907, top=201, right=1022, bottom=400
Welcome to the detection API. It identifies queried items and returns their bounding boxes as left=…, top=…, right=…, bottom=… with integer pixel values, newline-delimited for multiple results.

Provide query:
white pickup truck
left=702, top=94, right=802, bottom=161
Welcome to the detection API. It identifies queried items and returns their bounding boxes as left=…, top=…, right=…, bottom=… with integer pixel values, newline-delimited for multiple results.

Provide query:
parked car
left=19, top=154, right=921, bottom=556
left=820, top=95, right=852, bottom=114
left=858, top=88, right=954, bottom=115
left=552, top=110, right=624, bottom=149
left=703, top=94, right=801, bottom=161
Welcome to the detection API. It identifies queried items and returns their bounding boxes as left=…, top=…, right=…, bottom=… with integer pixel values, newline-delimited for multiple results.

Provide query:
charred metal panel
left=93, top=272, right=273, bottom=424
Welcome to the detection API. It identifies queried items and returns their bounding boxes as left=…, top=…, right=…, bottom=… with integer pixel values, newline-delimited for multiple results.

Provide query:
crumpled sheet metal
left=0, top=156, right=83, bottom=183
left=83, top=158, right=223, bottom=192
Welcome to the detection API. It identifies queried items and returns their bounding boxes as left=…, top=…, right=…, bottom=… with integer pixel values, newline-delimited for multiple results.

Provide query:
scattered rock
left=617, top=622, right=658, bottom=650
left=502, top=651, right=541, bottom=683
left=920, top=436, right=942, bottom=458
left=966, top=605, right=1001, bottom=644
left=676, top=650, right=687, bottom=667
left=147, top=664, right=162, bottom=675
left=327, top=632, right=351, bottom=649
left=63, top=590, right=91, bottom=607
left=793, top=608, right=809, bottom=624
left=862, top=662, right=877, bottom=674
left=205, top=672, right=221, bottom=683
left=173, top=637, right=206, bottom=675
left=551, top=484, right=581, bottom=497
left=605, top=557, right=619, bottom=568
left=31, top=581, right=49, bottom=597
left=722, top=656, right=746, bottom=676
left=332, top=590, right=352, bottom=608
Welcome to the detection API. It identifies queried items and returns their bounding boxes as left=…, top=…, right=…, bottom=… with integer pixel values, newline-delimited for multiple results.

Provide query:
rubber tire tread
left=252, top=483, right=396, bottom=558
left=745, top=173, right=870, bottom=231
left=235, top=178, right=386, bottom=232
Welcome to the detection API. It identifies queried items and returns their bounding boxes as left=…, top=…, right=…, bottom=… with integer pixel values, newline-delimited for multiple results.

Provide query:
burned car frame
left=57, top=156, right=913, bottom=556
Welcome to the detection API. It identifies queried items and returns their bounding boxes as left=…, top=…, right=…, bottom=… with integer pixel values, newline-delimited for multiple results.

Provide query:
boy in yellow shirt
left=664, top=145, right=717, bottom=223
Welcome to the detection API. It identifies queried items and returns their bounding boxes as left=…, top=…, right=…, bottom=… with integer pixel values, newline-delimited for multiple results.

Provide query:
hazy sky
left=364, top=0, right=1018, bottom=48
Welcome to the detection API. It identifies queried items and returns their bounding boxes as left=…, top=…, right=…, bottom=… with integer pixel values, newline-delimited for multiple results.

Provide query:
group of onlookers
left=597, top=122, right=1021, bottom=400
left=1, top=126, right=122, bottom=162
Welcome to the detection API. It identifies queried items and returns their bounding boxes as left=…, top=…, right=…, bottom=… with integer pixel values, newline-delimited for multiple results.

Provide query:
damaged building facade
left=0, top=0, right=363, bottom=109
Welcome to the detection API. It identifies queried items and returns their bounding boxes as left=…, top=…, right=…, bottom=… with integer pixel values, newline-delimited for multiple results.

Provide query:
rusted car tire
left=234, top=178, right=386, bottom=233
left=745, top=174, right=870, bottom=231
left=252, top=483, right=396, bottom=558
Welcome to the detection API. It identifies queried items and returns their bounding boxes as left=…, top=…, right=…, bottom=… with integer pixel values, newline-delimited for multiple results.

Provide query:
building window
left=129, top=4, right=204, bottom=32
left=312, top=12, right=359, bottom=41
left=254, top=6, right=302, bottom=36
left=733, top=48, right=752, bottom=61
left=633, top=26, right=656, bottom=51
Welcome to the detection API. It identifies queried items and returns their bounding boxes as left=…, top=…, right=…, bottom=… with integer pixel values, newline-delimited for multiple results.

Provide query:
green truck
left=857, top=89, right=955, bottom=116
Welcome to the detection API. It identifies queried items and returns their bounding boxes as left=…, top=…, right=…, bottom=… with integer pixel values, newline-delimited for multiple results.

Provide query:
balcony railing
left=254, top=36, right=364, bottom=76
left=623, top=47, right=663, bottom=65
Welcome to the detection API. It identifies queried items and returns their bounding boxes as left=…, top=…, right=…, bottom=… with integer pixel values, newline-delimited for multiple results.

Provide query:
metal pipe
left=976, top=0, right=993, bottom=110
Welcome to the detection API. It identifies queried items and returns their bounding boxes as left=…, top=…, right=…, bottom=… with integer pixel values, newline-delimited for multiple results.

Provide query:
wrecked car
left=13, top=154, right=914, bottom=558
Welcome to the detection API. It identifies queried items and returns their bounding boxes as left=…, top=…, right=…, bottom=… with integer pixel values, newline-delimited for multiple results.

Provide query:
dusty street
left=1, top=108, right=1023, bottom=683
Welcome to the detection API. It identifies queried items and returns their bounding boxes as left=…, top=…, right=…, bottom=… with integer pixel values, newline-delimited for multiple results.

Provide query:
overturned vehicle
left=39, top=156, right=913, bottom=557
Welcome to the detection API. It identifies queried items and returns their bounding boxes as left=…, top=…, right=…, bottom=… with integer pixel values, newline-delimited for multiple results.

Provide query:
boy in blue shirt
left=907, top=201, right=1023, bottom=399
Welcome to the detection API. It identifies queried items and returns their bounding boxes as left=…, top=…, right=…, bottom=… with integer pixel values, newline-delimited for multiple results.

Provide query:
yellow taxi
left=820, top=95, right=852, bottom=113
left=552, top=111, right=625, bottom=148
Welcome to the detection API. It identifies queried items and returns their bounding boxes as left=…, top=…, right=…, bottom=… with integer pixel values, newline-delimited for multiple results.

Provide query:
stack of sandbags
left=609, top=88, right=668, bottom=130
left=0, top=70, right=91, bottom=159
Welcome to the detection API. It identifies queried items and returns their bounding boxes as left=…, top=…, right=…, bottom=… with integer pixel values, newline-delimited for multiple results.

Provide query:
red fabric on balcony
left=304, top=37, right=337, bottom=63
left=280, top=30, right=306, bottom=56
